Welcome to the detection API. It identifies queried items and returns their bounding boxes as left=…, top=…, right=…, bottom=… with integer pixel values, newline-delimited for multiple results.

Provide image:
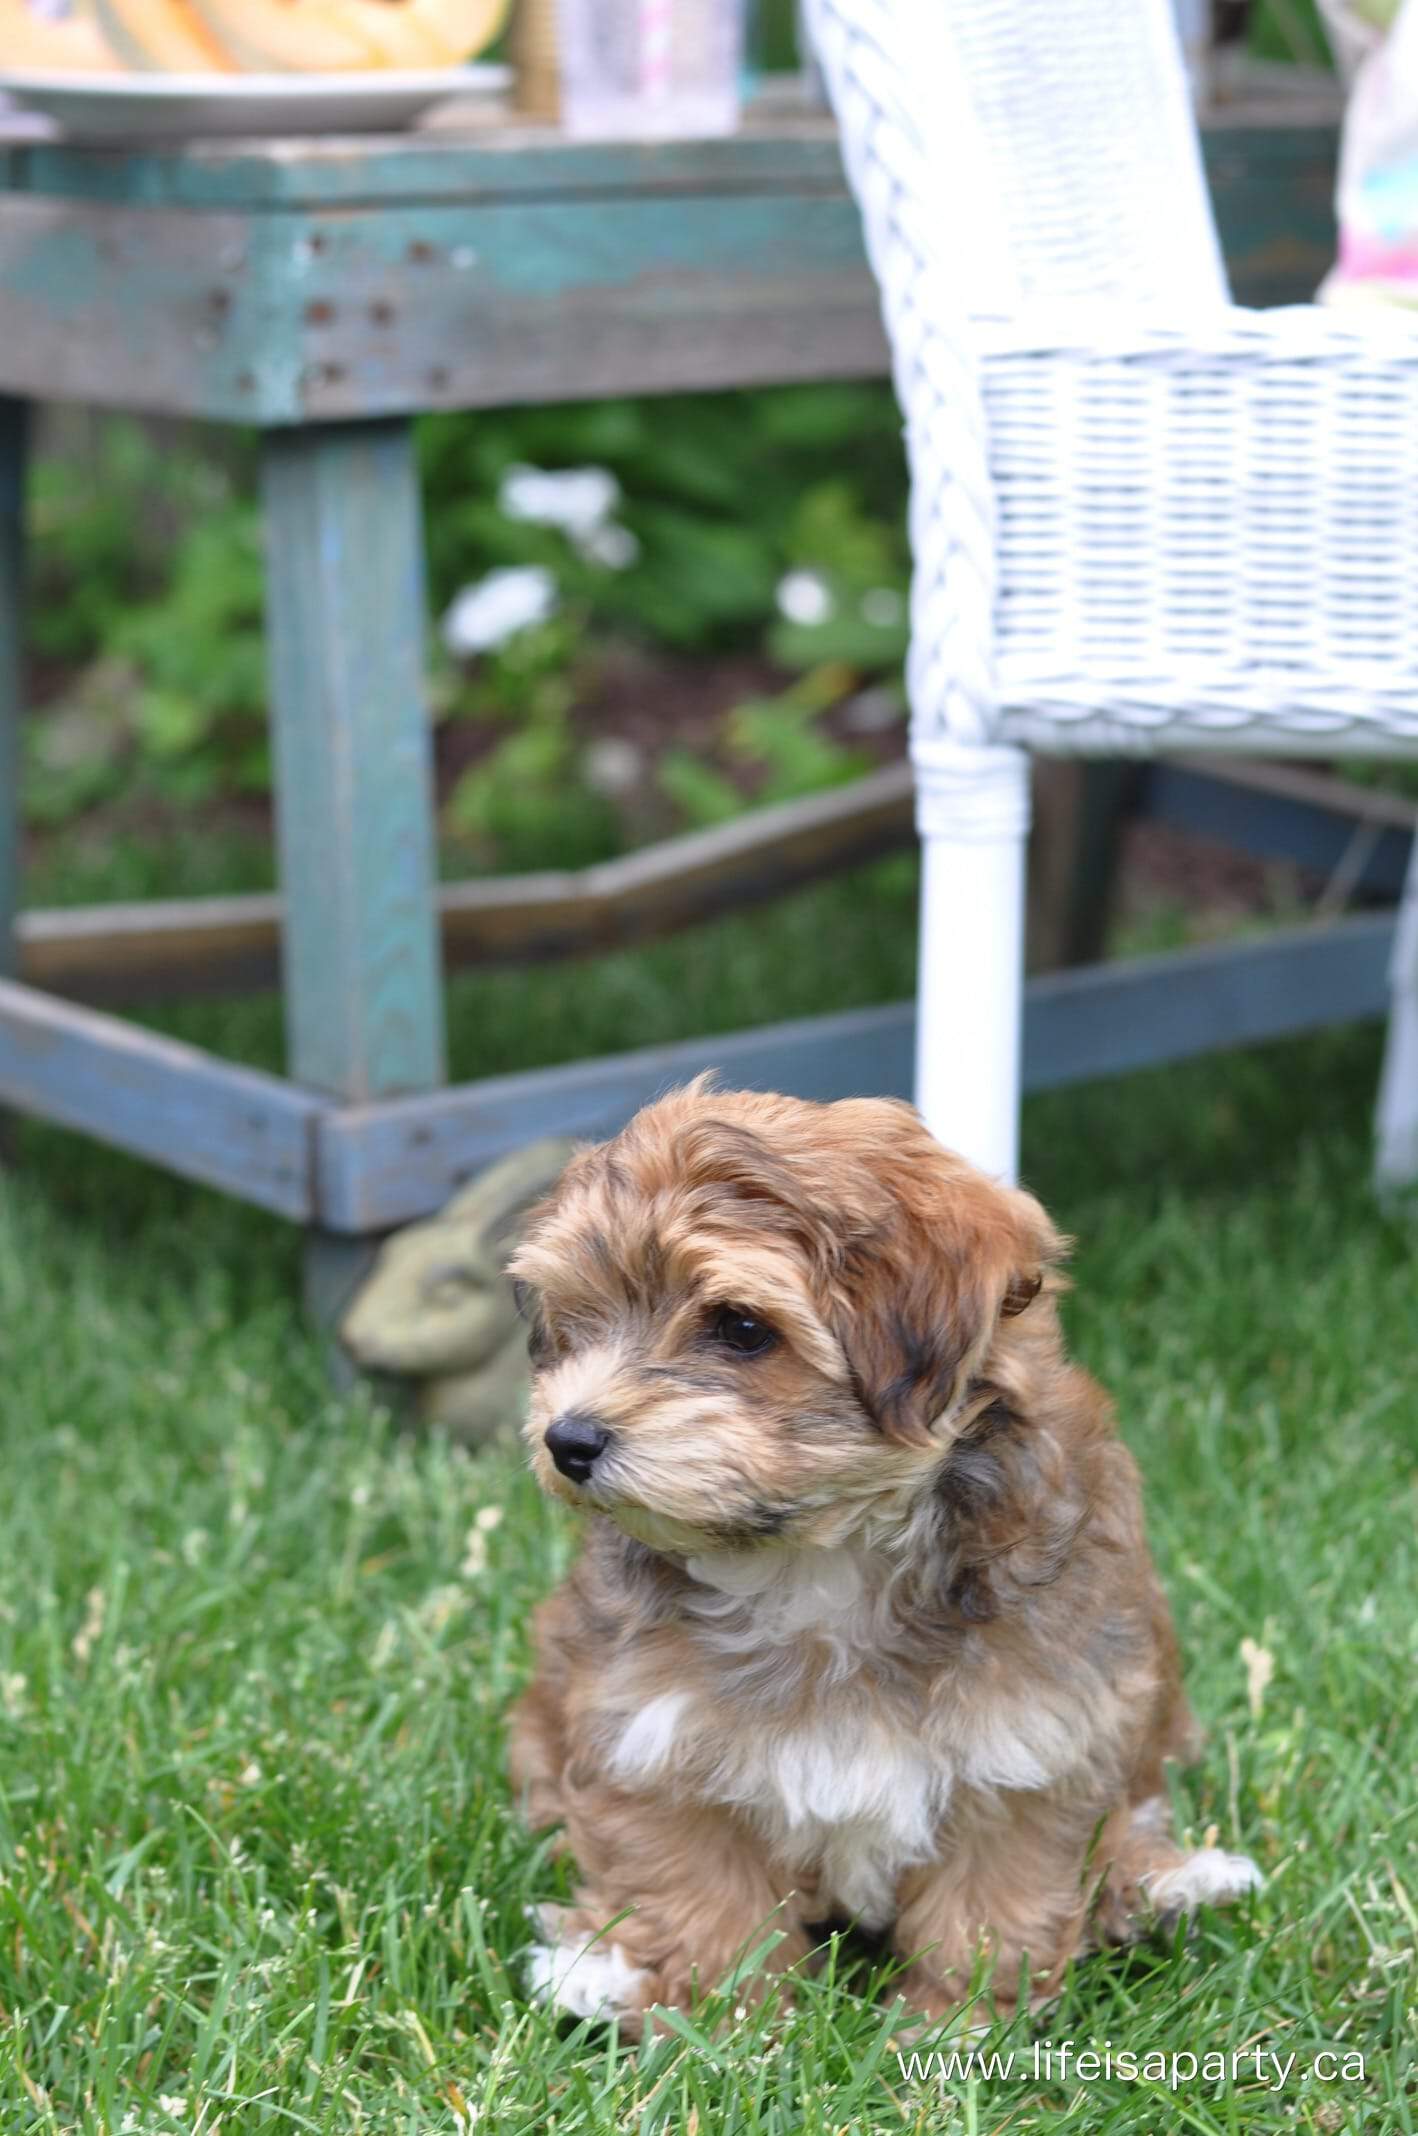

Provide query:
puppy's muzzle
left=544, top=1412, right=612, bottom=1484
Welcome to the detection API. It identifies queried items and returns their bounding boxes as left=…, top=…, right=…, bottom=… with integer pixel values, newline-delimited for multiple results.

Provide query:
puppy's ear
left=834, top=1134, right=1064, bottom=1446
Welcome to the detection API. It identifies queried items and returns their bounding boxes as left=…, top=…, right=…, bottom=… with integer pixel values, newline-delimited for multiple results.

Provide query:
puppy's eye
left=711, top=1305, right=777, bottom=1358
left=526, top=1321, right=553, bottom=1366
left=512, top=1279, right=554, bottom=1365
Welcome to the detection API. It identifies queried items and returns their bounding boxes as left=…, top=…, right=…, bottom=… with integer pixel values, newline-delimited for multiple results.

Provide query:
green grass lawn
left=1, top=884, right=1415, bottom=2131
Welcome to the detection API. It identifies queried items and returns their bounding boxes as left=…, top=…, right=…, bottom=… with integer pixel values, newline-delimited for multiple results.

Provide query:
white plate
left=0, top=64, right=510, bottom=141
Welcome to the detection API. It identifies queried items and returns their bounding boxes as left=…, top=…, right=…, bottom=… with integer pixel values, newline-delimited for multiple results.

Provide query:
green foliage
left=1339, top=757, right=1418, bottom=800
left=728, top=688, right=872, bottom=802
left=23, top=658, right=135, bottom=828
left=115, top=501, right=269, bottom=801
left=417, top=384, right=907, bottom=653
left=656, top=665, right=876, bottom=828
left=769, top=479, right=911, bottom=671
left=1248, top=0, right=1334, bottom=65
left=25, top=423, right=268, bottom=825
left=27, top=389, right=910, bottom=855
left=445, top=620, right=623, bottom=874
left=656, top=747, right=746, bottom=828
left=28, top=419, right=241, bottom=664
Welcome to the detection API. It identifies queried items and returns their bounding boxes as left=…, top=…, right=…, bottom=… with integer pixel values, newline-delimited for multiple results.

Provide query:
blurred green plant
left=28, top=419, right=239, bottom=663
left=417, top=383, right=909, bottom=653
left=1247, top=0, right=1333, bottom=65
left=27, top=387, right=911, bottom=866
left=659, top=661, right=879, bottom=827
left=443, top=614, right=623, bottom=872
left=26, top=423, right=268, bottom=824
left=116, top=501, right=269, bottom=801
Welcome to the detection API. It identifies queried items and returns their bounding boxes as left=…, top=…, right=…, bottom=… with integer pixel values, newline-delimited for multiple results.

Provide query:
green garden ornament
left=341, top=1137, right=575, bottom=1445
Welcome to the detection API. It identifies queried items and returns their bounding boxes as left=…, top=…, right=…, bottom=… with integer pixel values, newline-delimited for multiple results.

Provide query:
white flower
left=583, top=737, right=643, bottom=797
left=443, top=566, right=558, bottom=657
left=775, top=569, right=835, bottom=627
left=500, top=463, right=620, bottom=541
left=582, top=521, right=640, bottom=570
left=497, top=463, right=638, bottom=568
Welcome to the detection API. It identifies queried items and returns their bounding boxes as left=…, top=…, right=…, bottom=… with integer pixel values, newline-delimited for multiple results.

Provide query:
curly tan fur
left=506, top=1082, right=1259, bottom=2032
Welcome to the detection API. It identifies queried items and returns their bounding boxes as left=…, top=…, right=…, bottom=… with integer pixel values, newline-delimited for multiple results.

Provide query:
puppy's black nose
left=544, top=1412, right=612, bottom=1483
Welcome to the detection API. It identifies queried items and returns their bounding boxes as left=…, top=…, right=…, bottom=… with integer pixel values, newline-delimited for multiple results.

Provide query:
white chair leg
left=911, top=739, right=1031, bottom=1183
left=1375, top=835, right=1418, bottom=1194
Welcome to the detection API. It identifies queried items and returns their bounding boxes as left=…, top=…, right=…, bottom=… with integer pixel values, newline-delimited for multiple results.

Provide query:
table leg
left=0, top=397, right=28, bottom=983
left=1376, top=839, right=1418, bottom=1193
left=261, top=418, right=447, bottom=1329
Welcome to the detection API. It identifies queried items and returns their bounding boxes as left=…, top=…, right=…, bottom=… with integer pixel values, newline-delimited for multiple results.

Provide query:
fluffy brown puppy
left=507, top=1082, right=1259, bottom=2031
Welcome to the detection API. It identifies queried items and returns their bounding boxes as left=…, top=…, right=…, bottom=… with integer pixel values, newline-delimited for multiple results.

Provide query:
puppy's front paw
left=1142, top=1848, right=1263, bottom=1924
left=525, top=1903, right=654, bottom=2024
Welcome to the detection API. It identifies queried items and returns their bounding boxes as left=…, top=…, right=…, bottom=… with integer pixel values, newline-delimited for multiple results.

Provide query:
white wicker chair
left=804, top=0, right=1418, bottom=1185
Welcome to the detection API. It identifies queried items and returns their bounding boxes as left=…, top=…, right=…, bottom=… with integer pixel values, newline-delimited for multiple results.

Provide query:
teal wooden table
left=0, top=90, right=1343, bottom=1308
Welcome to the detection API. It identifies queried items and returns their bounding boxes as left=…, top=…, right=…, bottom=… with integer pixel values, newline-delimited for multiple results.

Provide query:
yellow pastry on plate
left=88, top=0, right=507, bottom=71
left=0, top=0, right=120, bottom=71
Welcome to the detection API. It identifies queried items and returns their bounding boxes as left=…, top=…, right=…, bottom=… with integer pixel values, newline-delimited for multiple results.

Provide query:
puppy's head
left=509, top=1081, right=1064, bottom=1556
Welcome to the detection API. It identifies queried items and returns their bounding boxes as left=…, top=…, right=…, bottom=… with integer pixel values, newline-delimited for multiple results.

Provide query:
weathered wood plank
left=16, top=763, right=914, bottom=1001
left=19, top=893, right=284, bottom=1001
left=1144, top=760, right=1416, bottom=902
left=282, top=190, right=889, bottom=418
left=1375, top=849, right=1418, bottom=1189
left=32, top=748, right=1413, bottom=1005
left=0, top=197, right=278, bottom=420
left=0, top=976, right=318, bottom=1216
left=0, top=118, right=1336, bottom=423
left=1187, top=754, right=1418, bottom=831
left=1029, top=760, right=1141, bottom=970
left=20, top=755, right=1411, bottom=1007
left=1203, top=122, right=1338, bottom=307
left=314, top=999, right=915, bottom=1233
left=0, top=86, right=1337, bottom=221
left=0, top=397, right=25, bottom=980
left=262, top=418, right=447, bottom=1101
left=1023, top=909, right=1392, bottom=1090
left=314, top=910, right=1396, bottom=1231
left=0, top=189, right=885, bottom=421
left=0, top=103, right=858, bottom=211
left=0, top=906, right=1391, bottom=1228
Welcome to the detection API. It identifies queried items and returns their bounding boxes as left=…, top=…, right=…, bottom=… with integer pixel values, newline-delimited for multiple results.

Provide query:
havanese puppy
left=507, top=1081, right=1260, bottom=2032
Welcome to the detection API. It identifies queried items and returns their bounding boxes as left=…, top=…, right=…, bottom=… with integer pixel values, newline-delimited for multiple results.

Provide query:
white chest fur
left=610, top=1685, right=946, bottom=1928
left=607, top=1545, right=946, bottom=1928
left=732, top=1715, right=950, bottom=1928
left=605, top=1542, right=1086, bottom=1930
